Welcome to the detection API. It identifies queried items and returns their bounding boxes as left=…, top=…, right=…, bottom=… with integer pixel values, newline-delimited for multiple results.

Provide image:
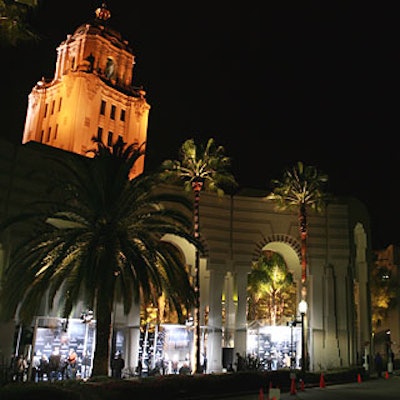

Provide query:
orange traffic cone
left=357, top=373, right=362, bottom=383
left=319, top=373, right=326, bottom=388
left=290, top=377, right=296, bottom=395
left=300, top=378, right=305, bottom=391
left=259, top=387, right=264, bottom=400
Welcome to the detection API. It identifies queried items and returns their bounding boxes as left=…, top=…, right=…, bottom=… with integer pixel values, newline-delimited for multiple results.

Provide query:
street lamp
left=299, top=300, right=308, bottom=374
left=80, top=309, right=94, bottom=379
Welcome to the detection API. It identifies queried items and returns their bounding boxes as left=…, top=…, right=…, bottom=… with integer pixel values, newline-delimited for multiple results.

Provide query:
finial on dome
left=95, top=2, right=111, bottom=22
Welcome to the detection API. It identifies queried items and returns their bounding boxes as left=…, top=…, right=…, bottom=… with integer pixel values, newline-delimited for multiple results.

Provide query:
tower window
left=58, top=98, right=62, bottom=112
left=44, top=104, right=48, bottom=118
left=100, top=100, right=106, bottom=115
left=54, top=124, right=58, bottom=140
left=111, top=105, right=116, bottom=120
left=120, top=109, right=125, bottom=121
left=107, top=131, right=113, bottom=146
left=51, top=100, right=55, bottom=115
left=97, top=127, right=103, bottom=141
left=46, top=127, right=51, bottom=142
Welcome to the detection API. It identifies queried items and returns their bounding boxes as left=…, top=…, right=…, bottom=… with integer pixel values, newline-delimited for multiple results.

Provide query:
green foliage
left=370, top=265, right=398, bottom=330
left=248, top=251, right=296, bottom=325
left=0, top=368, right=366, bottom=399
left=160, top=138, right=238, bottom=196
left=0, top=139, right=200, bottom=377
left=267, top=161, right=330, bottom=213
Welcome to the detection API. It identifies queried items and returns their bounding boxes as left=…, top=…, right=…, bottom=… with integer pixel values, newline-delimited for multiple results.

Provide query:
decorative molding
left=252, top=233, right=302, bottom=261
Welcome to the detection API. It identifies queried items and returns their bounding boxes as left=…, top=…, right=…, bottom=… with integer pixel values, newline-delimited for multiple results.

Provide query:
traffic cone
left=259, top=387, right=264, bottom=400
left=300, top=378, right=305, bottom=391
left=357, top=373, right=362, bottom=383
left=319, top=373, right=326, bottom=388
left=290, top=377, right=296, bottom=395
left=385, top=371, right=389, bottom=379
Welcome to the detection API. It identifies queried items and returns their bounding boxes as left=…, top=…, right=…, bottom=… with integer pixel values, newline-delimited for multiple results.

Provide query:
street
left=216, top=375, right=400, bottom=400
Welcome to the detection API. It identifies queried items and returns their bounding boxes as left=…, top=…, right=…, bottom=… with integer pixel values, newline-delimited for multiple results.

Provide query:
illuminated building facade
left=22, top=2, right=149, bottom=179
left=0, top=3, right=373, bottom=376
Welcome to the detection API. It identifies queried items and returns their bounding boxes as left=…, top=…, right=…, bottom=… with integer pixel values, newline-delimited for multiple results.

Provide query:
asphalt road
left=215, top=375, right=400, bottom=400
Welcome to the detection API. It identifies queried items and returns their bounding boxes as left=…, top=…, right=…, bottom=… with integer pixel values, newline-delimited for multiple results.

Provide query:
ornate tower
left=22, top=2, right=150, bottom=177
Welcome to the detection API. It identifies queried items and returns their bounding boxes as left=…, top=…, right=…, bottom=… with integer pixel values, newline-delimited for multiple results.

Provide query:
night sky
left=0, top=1, right=398, bottom=249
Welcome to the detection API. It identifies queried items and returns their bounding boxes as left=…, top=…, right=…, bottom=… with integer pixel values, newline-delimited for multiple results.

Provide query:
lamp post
left=80, top=309, right=94, bottom=379
left=299, top=300, right=308, bottom=374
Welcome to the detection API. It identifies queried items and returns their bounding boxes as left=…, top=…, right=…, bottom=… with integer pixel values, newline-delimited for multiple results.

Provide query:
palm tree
left=160, top=137, right=237, bottom=373
left=267, top=161, right=329, bottom=373
left=266, top=161, right=329, bottom=290
left=0, top=138, right=199, bottom=377
left=247, top=251, right=296, bottom=326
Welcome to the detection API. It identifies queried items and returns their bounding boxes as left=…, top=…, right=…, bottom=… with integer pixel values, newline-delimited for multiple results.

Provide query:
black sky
left=1, top=1, right=399, bottom=249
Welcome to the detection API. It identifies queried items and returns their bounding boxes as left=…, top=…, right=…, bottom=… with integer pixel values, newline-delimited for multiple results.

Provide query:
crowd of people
left=11, top=347, right=79, bottom=382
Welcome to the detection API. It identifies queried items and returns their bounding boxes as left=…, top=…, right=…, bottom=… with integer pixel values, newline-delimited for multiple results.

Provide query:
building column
left=125, top=301, right=141, bottom=371
left=234, top=269, right=248, bottom=358
left=207, top=269, right=225, bottom=373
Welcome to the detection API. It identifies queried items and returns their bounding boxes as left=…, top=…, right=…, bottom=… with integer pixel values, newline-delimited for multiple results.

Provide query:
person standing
left=31, top=352, right=41, bottom=382
left=48, top=347, right=61, bottom=382
left=15, top=355, right=28, bottom=382
left=111, top=352, right=125, bottom=379
left=66, top=348, right=78, bottom=380
left=375, top=352, right=383, bottom=377
left=235, top=352, right=245, bottom=372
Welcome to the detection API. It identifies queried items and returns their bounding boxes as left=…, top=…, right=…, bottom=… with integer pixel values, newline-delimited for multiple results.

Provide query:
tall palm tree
left=267, top=161, right=329, bottom=373
left=160, top=137, right=237, bottom=374
left=266, top=161, right=329, bottom=289
left=0, top=138, right=199, bottom=377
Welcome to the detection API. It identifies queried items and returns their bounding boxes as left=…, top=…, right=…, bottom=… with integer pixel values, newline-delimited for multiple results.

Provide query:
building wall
left=0, top=137, right=373, bottom=373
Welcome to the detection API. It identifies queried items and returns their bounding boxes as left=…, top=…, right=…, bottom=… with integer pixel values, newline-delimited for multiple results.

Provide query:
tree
left=160, top=137, right=237, bottom=373
left=0, top=0, right=39, bottom=46
left=370, top=265, right=398, bottom=330
left=247, top=251, right=296, bottom=326
left=266, top=161, right=329, bottom=290
left=266, top=161, right=329, bottom=373
left=0, top=138, right=199, bottom=377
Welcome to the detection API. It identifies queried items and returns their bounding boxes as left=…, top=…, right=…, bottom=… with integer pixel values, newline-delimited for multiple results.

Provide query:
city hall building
left=0, top=3, right=372, bottom=376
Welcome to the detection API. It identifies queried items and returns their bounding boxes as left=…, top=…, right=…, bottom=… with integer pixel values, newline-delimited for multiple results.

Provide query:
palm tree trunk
left=91, top=288, right=113, bottom=377
left=299, top=204, right=307, bottom=285
left=298, top=203, right=308, bottom=372
left=192, top=180, right=203, bottom=374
